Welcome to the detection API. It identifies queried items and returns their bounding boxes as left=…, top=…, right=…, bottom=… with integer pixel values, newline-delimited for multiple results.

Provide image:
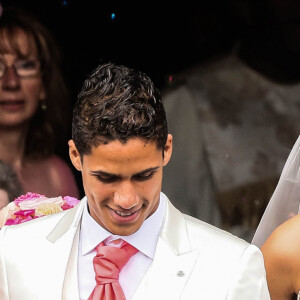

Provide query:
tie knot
left=93, top=240, right=138, bottom=285
left=89, top=240, right=138, bottom=299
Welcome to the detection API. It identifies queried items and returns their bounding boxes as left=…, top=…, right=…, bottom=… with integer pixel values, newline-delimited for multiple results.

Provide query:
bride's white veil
left=252, top=135, right=300, bottom=248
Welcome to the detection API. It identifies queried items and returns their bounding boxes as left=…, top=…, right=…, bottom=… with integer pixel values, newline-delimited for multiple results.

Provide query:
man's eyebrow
left=90, top=170, right=119, bottom=177
left=90, top=166, right=160, bottom=177
left=133, top=166, right=160, bottom=176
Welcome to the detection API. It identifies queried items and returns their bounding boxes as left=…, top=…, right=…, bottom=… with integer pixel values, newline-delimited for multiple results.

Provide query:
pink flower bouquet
left=0, top=192, right=80, bottom=228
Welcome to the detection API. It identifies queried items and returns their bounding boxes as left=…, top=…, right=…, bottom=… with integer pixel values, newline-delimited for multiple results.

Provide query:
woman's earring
left=41, top=99, right=47, bottom=111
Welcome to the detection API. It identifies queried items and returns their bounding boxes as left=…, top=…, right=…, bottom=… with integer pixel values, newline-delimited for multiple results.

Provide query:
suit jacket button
left=177, top=271, right=185, bottom=277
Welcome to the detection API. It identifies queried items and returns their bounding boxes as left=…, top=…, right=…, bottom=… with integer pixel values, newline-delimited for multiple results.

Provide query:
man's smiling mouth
left=115, top=210, right=136, bottom=217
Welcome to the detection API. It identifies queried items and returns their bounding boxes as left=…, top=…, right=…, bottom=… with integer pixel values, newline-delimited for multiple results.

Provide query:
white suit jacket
left=0, top=193, right=270, bottom=299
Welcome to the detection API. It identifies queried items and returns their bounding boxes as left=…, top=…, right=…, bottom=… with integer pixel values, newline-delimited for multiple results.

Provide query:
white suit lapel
left=62, top=225, right=80, bottom=300
left=37, top=198, right=86, bottom=300
left=133, top=196, right=200, bottom=300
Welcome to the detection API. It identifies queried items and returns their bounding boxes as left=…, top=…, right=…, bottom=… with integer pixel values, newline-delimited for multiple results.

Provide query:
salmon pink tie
left=88, top=240, right=138, bottom=300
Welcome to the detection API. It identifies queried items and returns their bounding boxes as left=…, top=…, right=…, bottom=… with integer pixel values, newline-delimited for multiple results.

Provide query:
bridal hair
left=72, top=62, right=168, bottom=156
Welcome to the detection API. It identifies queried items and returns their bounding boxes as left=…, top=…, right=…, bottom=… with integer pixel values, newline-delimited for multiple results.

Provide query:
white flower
left=18, top=196, right=64, bottom=211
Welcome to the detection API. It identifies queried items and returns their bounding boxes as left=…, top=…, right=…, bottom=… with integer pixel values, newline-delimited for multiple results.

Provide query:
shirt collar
left=80, top=193, right=166, bottom=259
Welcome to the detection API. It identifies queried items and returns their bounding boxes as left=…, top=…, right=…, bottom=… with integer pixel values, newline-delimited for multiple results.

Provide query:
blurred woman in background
left=0, top=6, right=79, bottom=198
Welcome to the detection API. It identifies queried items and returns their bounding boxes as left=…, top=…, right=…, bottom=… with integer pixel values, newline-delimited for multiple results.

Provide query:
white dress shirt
left=78, top=194, right=166, bottom=300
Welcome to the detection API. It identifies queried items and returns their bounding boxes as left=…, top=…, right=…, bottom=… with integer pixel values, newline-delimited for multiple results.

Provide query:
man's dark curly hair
left=72, top=63, right=168, bottom=156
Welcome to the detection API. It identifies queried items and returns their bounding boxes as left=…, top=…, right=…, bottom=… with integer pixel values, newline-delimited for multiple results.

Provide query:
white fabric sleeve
left=227, top=245, right=270, bottom=300
left=0, top=226, right=9, bottom=300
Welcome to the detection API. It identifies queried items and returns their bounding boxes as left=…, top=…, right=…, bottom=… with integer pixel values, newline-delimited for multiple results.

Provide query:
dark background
left=1, top=0, right=239, bottom=98
left=1, top=0, right=241, bottom=196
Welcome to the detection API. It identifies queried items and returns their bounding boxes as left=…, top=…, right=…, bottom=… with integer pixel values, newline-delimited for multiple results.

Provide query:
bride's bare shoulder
left=263, top=215, right=300, bottom=250
left=262, top=214, right=300, bottom=270
left=261, top=215, right=300, bottom=297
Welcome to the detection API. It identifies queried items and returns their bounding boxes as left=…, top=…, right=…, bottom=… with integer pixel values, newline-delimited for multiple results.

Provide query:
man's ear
left=68, top=140, right=82, bottom=171
left=163, top=134, right=173, bottom=166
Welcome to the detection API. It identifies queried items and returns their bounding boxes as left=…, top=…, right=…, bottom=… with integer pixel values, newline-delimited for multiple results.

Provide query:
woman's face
left=0, top=29, right=45, bottom=128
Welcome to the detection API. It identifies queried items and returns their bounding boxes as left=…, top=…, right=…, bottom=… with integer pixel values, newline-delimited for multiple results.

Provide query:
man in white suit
left=0, top=63, right=270, bottom=299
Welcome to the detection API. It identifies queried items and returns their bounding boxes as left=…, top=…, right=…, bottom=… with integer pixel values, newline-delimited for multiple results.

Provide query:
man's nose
left=113, top=181, right=139, bottom=209
left=1, top=66, right=21, bottom=90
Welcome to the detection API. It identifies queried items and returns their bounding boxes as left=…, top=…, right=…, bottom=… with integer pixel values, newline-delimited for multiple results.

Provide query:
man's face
left=69, top=135, right=172, bottom=236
